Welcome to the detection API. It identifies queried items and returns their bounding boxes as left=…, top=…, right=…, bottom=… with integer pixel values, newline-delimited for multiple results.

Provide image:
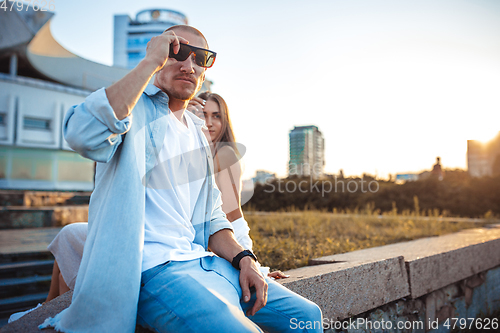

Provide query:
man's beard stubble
left=166, top=86, right=198, bottom=102
left=162, top=74, right=203, bottom=102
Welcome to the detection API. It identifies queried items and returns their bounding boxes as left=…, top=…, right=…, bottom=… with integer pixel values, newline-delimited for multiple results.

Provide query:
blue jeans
left=136, top=256, right=322, bottom=333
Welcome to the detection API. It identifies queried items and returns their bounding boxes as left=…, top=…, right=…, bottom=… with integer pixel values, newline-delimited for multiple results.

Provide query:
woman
left=188, top=93, right=286, bottom=279
left=189, top=92, right=253, bottom=250
left=8, top=92, right=286, bottom=323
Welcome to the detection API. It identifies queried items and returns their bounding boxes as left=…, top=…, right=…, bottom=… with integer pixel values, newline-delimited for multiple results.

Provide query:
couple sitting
left=12, top=24, right=322, bottom=333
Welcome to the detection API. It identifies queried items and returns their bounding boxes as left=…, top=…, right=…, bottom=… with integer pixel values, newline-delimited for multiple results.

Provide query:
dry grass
left=246, top=210, right=491, bottom=271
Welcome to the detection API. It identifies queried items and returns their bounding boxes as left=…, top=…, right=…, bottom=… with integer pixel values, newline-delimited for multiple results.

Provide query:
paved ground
left=0, top=227, right=62, bottom=256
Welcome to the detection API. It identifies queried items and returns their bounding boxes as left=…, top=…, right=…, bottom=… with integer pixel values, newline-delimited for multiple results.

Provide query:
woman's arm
left=213, top=145, right=289, bottom=279
left=213, top=145, right=243, bottom=222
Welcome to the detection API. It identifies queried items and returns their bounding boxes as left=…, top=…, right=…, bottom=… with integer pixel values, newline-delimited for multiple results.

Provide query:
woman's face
left=203, top=99, right=222, bottom=143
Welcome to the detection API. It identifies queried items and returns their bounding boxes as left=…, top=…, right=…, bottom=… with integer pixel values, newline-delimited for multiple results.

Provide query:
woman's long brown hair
left=197, top=92, right=240, bottom=158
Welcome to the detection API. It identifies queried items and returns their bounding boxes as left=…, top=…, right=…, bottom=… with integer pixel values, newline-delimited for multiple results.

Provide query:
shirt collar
left=145, top=84, right=205, bottom=127
left=144, top=84, right=166, bottom=97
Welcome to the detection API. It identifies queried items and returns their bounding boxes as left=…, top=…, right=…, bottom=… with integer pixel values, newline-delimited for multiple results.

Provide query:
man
left=41, top=26, right=322, bottom=333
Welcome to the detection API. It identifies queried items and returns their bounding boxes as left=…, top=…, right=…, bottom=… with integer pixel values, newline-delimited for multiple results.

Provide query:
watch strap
left=232, top=250, right=257, bottom=270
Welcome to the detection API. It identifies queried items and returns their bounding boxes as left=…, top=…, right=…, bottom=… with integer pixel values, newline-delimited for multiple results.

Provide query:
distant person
left=18, top=25, right=320, bottom=333
left=431, top=156, right=444, bottom=180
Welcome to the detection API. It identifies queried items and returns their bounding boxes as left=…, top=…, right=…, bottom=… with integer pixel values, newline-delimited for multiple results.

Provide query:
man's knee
left=303, top=301, right=322, bottom=323
left=289, top=300, right=322, bottom=332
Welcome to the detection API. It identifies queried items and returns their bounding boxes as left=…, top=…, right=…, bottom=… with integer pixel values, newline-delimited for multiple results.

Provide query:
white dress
left=47, top=222, right=88, bottom=290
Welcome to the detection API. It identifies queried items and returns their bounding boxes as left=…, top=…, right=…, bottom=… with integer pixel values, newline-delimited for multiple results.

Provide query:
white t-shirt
left=142, top=111, right=212, bottom=272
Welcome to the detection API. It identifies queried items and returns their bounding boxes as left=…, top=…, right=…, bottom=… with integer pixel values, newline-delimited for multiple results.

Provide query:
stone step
left=0, top=275, right=52, bottom=299
left=0, top=259, right=53, bottom=321
left=0, top=251, right=53, bottom=265
left=0, top=275, right=52, bottom=288
left=0, top=228, right=59, bottom=328
left=0, top=190, right=91, bottom=207
left=0, top=206, right=89, bottom=229
left=0, top=228, right=61, bottom=262
left=0, top=191, right=24, bottom=207
left=0, top=259, right=54, bottom=278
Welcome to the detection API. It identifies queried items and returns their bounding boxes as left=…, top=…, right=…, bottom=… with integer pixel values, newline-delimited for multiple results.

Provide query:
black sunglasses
left=169, top=43, right=217, bottom=68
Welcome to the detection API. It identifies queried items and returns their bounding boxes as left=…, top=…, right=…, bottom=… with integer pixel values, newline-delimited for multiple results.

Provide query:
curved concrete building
left=27, top=21, right=129, bottom=91
left=0, top=4, right=128, bottom=91
left=0, top=3, right=128, bottom=191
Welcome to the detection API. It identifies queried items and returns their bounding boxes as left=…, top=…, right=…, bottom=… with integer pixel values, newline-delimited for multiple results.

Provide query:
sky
left=48, top=0, right=500, bottom=179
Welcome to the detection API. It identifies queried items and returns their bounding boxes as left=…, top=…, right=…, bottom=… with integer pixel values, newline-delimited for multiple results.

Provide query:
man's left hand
left=239, top=256, right=268, bottom=316
left=207, top=229, right=268, bottom=316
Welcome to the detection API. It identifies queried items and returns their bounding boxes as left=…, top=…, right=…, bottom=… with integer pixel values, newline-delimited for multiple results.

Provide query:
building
left=467, top=132, right=500, bottom=177
left=0, top=3, right=129, bottom=191
left=113, top=9, right=188, bottom=69
left=252, top=170, right=276, bottom=185
left=288, top=125, right=325, bottom=178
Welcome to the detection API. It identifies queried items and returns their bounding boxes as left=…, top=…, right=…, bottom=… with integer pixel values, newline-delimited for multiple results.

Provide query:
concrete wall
left=280, top=225, right=500, bottom=332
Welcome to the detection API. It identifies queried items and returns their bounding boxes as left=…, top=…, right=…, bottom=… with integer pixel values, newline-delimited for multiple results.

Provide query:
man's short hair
left=164, top=25, right=209, bottom=48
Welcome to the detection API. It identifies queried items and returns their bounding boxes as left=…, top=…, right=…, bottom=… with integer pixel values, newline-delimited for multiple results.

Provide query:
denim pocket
left=141, top=260, right=171, bottom=286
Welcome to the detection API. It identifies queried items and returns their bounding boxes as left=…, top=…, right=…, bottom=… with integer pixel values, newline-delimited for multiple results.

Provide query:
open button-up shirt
left=40, top=85, right=232, bottom=333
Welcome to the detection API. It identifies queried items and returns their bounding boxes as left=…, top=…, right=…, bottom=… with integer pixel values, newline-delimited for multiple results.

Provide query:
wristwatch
left=232, top=250, right=257, bottom=270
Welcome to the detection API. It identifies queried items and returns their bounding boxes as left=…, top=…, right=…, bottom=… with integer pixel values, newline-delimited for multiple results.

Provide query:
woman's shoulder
left=214, top=145, right=241, bottom=171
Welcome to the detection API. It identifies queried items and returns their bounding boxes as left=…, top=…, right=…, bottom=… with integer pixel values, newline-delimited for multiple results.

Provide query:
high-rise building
left=467, top=132, right=500, bottom=177
left=113, top=9, right=188, bottom=69
left=288, top=125, right=325, bottom=178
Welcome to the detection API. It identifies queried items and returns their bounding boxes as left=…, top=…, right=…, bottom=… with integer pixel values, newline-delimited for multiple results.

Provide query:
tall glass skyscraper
left=288, top=125, right=325, bottom=178
left=113, top=9, right=188, bottom=69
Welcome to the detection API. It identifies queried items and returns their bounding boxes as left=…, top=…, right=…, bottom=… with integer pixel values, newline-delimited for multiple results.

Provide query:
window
left=0, top=113, right=5, bottom=126
left=24, top=117, right=51, bottom=130
left=128, top=52, right=146, bottom=60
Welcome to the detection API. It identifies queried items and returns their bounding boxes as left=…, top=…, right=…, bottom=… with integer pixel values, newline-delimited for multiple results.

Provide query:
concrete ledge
left=310, top=226, right=500, bottom=298
left=405, top=228, right=500, bottom=298
left=1, top=258, right=409, bottom=332
left=0, top=291, right=153, bottom=333
left=280, top=256, right=409, bottom=321
left=0, top=291, right=72, bottom=333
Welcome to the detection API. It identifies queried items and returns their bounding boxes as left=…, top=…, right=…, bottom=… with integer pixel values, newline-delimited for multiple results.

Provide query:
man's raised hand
left=145, top=30, right=189, bottom=73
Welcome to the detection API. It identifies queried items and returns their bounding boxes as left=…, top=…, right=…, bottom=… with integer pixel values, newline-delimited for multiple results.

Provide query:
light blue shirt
left=40, top=85, right=233, bottom=333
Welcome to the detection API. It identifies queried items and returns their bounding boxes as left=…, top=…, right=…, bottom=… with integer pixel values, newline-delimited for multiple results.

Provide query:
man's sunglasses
left=169, top=43, right=217, bottom=69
